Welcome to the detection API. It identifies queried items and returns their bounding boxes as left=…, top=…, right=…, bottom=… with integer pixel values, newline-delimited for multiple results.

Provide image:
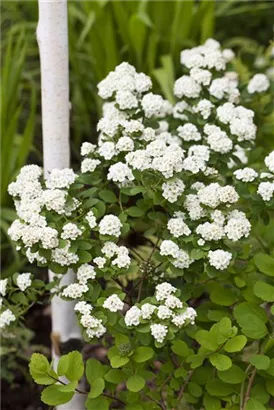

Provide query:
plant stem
left=242, top=367, right=257, bottom=410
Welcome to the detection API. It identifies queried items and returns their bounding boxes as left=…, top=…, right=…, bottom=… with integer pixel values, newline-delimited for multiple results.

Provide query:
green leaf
left=224, top=335, right=247, bottom=352
left=78, top=250, right=92, bottom=263
left=64, top=351, right=84, bottom=382
left=86, top=359, right=104, bottom=383
left=29, top=353, right=56, bottom=385
left=171, top=340, right=189, bottom=357
left=217, top=365, right=246, bottom=384
left=126, top=206, right=145, bottom=217
left=99, top=190, right=117, bottom=203
left=266, top=379, right=274, bottom=396
left=253, top=281, right=274, bottom=302
left=110, top=355, right=129, bottom=368
left=210, top=286, right=237, bottom=306
left=210, top=354, right=232, bottom=371
left=57, top=355, right=69, bottom=377
left=41, top=385, right=74, bottom=405
left=104, top=369, right=125, bottom=384
left=58, top=380, right=78, bottom=392
left=206, top=379, right=234, bottom=396
left=250, top=355, right=270, bottom=370
left=234, top=303, right=268, bottom=339
left=132, top=347, right=154, bottom=363
left=254, top=253, right=274, bottom=276
left=203, top=394, right=221, bottom=410
left=85, top=397, right=109, bottom=410
left=126, top=375, right=145, bottom=392
left=246, top=398, right=266, bottom=410
left=89, top=378, right=105, bottom=398
left=195, top=330, right=219, bottom=351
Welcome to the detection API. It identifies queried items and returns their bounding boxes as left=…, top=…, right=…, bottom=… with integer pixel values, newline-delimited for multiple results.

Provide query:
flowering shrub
left=3, top=39, right=274, bottom=409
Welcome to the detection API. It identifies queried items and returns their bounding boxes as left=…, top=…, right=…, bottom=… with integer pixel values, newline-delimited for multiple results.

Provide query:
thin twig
left=176, top=370, right=194, bottom=405
left=242, top=367, right=257, bottom=410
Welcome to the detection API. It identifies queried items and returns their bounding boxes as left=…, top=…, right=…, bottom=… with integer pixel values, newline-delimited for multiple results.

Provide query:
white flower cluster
left=16, top=273, right=32, bottom=292
left=103, top=294, right=124, bottom=312
left=101, top=242, right=131, bottom=269
left=7, top=165, right=86, bottom=267
left=234, top=151, right=274, bottom=202
left=125, top=282, right=196, bottom=343
left=0, top=309, right=16, bottom=329
left=160, top=240, right=193, bottom=270
left=247, top=74, right=270, bottom=94
left=74, top=301, right=106, bottom=340
left=208, top=249, right=232, bottom=270
left=99, top=215, right=122, bottom=237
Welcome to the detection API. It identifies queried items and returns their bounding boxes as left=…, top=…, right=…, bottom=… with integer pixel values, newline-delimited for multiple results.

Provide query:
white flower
left=172, top=307, right=197, bottom=327
left=193, top=99, right=213, bottom=119
left=165, top=295, right=183, bottom=309
left=150, top=324, right=168, bottom=343
left=93, top=257, right=106, bottom=269
left=85, top=211, right=97, bottom=229
left=40, top=227, right=59, bottom=249
left=173, top=101, right=192, bottom=120
left=74, top=301, right=93, bottom=315
left=196, top=222, right=225, bottom=241
left=204, top=124, right=232, bottom=154
left=42, top=189, right=67, bottom=214
left=225, top=211, right=251, bottom=241
left=16, top=273, right=32, bottom=292
left=126, top=150, right=151, bottom=171
left=157, top=305, right=173, bottom=320
left=99, top=215, right=122, bottom=237
left=103, top=294, right=124, bottom=312
left=184, top=194, right=205, bottom=221
left=61, top=223, right=82, bottom=240
left=116, top=90, right=138, bottom=110
left=112, top=246, right=131, bottom=269
left=162, top=179, right=185, bottom=203
left=125, top=306, right=142, bottom=326
left=116, top=136, right=134, bottom=152
left=77, top=264, right=96, bottom=284
left=222, top=49, right=235, bottom=62
left=134, top=72, right=152, bottom=93
left=167, top=216, right=191, bottom=238
left=102, top=241, right=119, bottom=258
left=141, top=93, right=168, bottom=118
left=62, top=283, right=89, bottom=299
left=107, top=162, right=134, bottom=184
left=98, top=142, right=116, bottom=160
left=190, top=67, right=212, bottom=86
left=265, top=151, right=274, bottom=173
left=155, top=282, right=176, bottom=301
left=86, top=323, right=106, bottom=339
left=81, top=158, right=101, bottom=173
left=80, top=142, right=96, bottom=156
left=52, top=243, right=79, bottom=266
left=208, top=249, right=232, bottom=270
left=80, top=314, right=100, bottom=329
left=257, top=182, right=274, bottom=201
left=46, top=168, right=77, bottom=189
left=141, top=303, right=156, bottom=319
left=177, top=123, right=201, bottom=141
left=0, top=279, right=8, bottom=297
left=234, top=168, right=258, bottom=182
left=172, top=249, right=193, bottom=269
left=0, top=309, right=16, bottom=329
left=247, top=74, right=270, bottom=94
left=219, top=186, right=239, bottom=204
left=198, top=183, right=221, bottom=208
left=160, top=240, right=179, bottom=258
left=174, top=75, right=201, bottom=98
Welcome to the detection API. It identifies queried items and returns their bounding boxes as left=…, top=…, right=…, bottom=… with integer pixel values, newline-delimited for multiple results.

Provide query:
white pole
left=37, top=1, right=85, bottom=408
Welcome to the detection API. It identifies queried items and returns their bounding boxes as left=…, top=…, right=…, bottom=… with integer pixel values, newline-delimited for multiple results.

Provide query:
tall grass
left=1, top=30, right=37, bottom=276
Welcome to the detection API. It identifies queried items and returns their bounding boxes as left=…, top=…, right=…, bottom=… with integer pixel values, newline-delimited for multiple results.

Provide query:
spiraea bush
left=2, top=39, right=274, bottom=410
